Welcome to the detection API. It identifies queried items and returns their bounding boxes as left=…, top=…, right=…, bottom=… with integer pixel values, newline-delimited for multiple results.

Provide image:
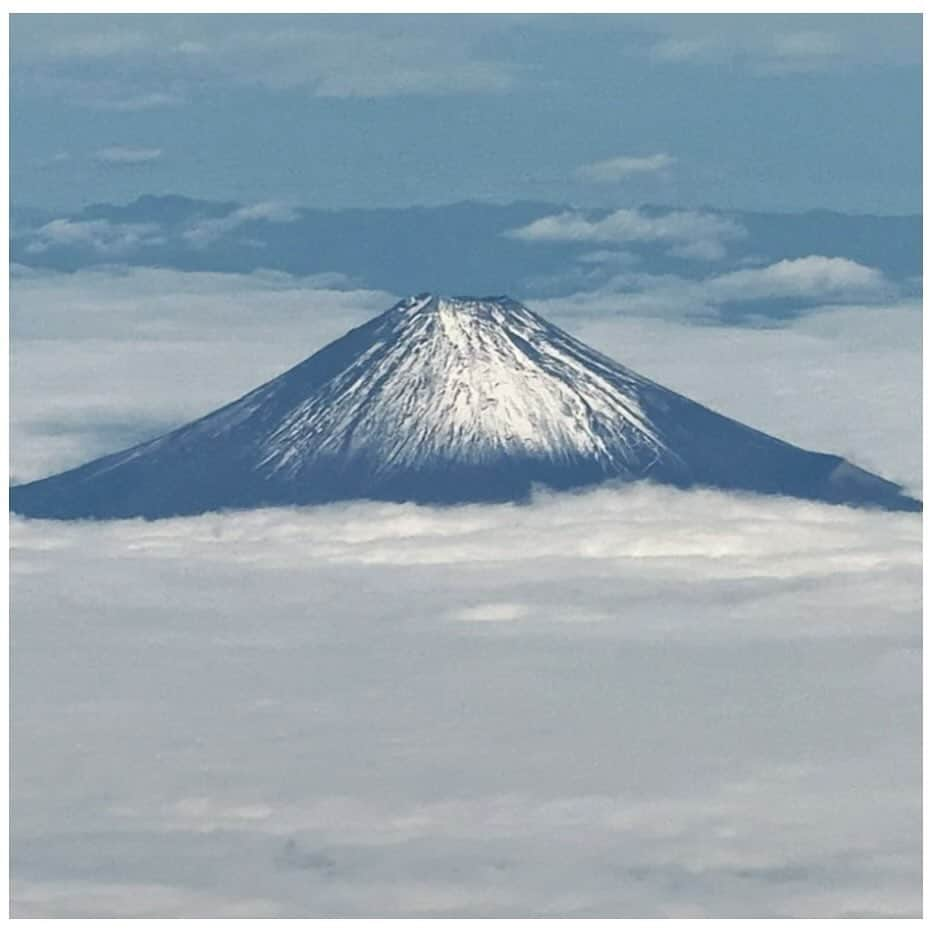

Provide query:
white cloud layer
left=11, top=485, right=921, bottom=917
left=10, top=268, right=391, bottom=482
left=10, top=267, right=920, bottom=916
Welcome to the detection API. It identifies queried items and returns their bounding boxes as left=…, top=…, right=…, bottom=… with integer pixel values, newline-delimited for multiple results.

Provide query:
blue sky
left=10, top=14, right=922, bottom=213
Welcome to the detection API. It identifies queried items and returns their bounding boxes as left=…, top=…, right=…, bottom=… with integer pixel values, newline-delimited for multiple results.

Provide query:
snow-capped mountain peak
left=253, top=293, right=674, bottom=481
left=10, top=294, right=920, bottom=519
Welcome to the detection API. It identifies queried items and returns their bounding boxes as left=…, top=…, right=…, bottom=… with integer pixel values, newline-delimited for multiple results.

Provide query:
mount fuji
left=10, top=293, right=920, bottom=519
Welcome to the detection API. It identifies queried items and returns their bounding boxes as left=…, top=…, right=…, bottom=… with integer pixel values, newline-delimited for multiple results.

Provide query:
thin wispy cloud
left=24, top=218, right=164, bottom=256
left=650, top=27, right=847, bottom=73
left=93, top=146, right=162, bottom=164
left=14, top=19, right=520, bottom=102
left=183, top=202, right=301, bottom=248
left=771, top=31, right=843, bottom=64
left=10, top=16, right=920, bottom=214
left=203, top=26, right=519, bottom=97
left=95, top=92, right=184, bottom=112
left=43, top=27, right=151, bottom=60
left=576, top=153, right=675, bottom=183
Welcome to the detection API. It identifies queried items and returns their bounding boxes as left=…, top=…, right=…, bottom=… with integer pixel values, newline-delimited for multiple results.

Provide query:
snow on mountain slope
left=10, top=294, right=921, bottom=519
left=257, top=294, right=676, bottom=476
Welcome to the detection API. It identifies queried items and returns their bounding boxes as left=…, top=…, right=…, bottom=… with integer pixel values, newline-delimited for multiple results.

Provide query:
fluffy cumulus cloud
left=507, top=208, right=747, bottom=262
left=10, top=266, right=921, bottom=917
left=542, top=256, right=899, bottom=321
left=576, top=153, right=676, bottom=183
left=700, top=255, right=886, bottom=302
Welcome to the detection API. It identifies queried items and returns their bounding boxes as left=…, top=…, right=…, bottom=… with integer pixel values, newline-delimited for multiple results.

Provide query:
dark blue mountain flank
left=10, top=294, right=920, bottom=520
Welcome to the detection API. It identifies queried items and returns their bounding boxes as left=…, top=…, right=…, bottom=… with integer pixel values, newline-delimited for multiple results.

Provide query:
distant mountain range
left=11, top=196, right=920, bottom=317
left=11, top=294, right=920, bottom=520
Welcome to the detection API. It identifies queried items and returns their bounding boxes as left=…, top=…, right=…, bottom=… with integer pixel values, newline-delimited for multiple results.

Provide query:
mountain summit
left=11, top=294, right=920, bottom=519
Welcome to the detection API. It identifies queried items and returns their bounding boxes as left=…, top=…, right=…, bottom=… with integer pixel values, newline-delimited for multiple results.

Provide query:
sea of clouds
left=10, top=267, right=921, bottom=917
